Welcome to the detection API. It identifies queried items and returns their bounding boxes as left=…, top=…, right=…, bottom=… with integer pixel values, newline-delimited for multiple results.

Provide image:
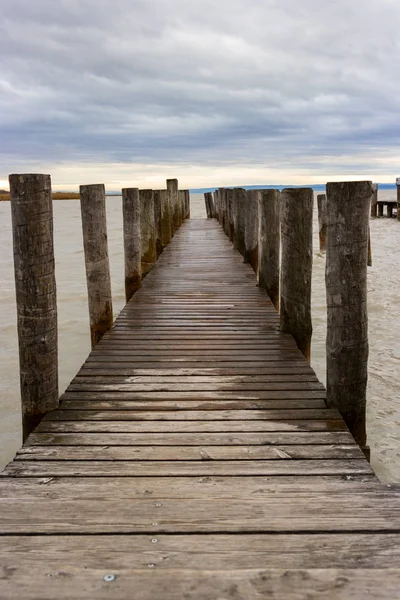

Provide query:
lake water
left=1, top=190, right=400, bottom=482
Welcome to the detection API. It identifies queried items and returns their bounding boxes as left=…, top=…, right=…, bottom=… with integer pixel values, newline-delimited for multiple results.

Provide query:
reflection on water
left=0, top=191, right=399, bottom=481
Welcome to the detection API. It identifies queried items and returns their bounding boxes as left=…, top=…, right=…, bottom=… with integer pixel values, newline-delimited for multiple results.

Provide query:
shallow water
left=1, top=191, right=399, bottom=481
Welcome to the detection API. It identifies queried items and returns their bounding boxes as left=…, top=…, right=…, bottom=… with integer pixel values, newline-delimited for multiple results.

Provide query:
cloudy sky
left=1, top=0, right=400, bottom=190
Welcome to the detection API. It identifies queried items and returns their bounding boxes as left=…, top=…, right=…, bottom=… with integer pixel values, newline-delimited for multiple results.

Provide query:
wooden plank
left=25, top=431, right=357, bottom=446
left=60, top=391, right=327, bottom=400
left=4, top=567, right=399, bottom=600
left=35, top=420, right=346, bottom=433
left=43, top=409, right=339, bottom=422
left=1, top=459, right=372, bottom=478
left=60, top=399, right=328, bottom=411
left=15, top=444, right=364, bottom=461
left=1, top=533, right=400, bottom=568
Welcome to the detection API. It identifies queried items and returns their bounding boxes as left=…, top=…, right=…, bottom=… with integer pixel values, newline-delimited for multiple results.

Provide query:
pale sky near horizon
left=1, top=0, right=400, bottom=190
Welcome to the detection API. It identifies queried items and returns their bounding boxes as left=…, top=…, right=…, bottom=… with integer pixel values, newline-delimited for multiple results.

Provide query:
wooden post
left=258, top=189, right=280, bottom=310
left=9, top=173, right=58, bottom=440
left=178, top=190, right=186, bottom=223
left=158, top=189, right=172, bottom=249
left=317, top=193, right=327, bottom=252
left=233, top=187, right=246, bottom=257
left=80, top=184, right=113, bottom=348
left=122, top=187, right=142, bottom=302
left=226, top=189, right=235, bottom=242
left=377, top=203, right=384, bottom=217
left=153, top=190, right=164, bottom=257
left=397, top=178, right=400, bottom=221
left=184, top=190, right=191, bottom=219
left=280, top=188, right=313, bottom=360
left=167, top=179, right=180, bottom=232
left=219, top=188, right=226, bottom=232
left=204, top=192, right=213, bottom=218
left=244, top=189, right=259, bottom=274
left=326, top=181, right=371, bottom=449
left=140, top=189, right=157, bottom=277
left=370, top=184, right=378, bottom=218
left=368, top=225, right=372, bottom=267
left=387, top=204, right=394, bottom=218
left=214, top=189, right=220, bottom=221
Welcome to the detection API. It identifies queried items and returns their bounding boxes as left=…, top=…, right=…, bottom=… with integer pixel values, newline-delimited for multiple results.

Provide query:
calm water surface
left=1, top=191, right=400, bottom=481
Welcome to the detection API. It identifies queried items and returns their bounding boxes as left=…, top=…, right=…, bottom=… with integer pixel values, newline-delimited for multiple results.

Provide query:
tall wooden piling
left=317, top=193, right=327, bottom=252
left=258, top=189, right=280, bottom=310
left=153, top=190, right=164, bottom=257
left=139, top=189, right=157, bottom=277
left=397, top=178, right=400, bottom=221
left=219, top=188, right=227, bottom=232
left=214, top=189, right=220, bottom=221
left=326, top=180, right=371, bottom=448
left=184, top=190, right=191, bottom=219
left=157, top=189, right=172, bottom=249
left=226, top=189, right=235, bottom=242
left=80, top=184, right=113, bottom=348
left=233, top=188, right=246, bottom=257
left=122, top=187, right=142, bottom=302
left=244, top=190, right=259, bottom=274
left=167, top=179, right=180, bottom=232
left=280, top=188, right=313, bottom=360
left=371, top=184, right=378, bottom=218
left=9, top=173, right=59, bottom=440
left=204, top=192, right=213, bottom=218
left=178, top=190, right=186, bottom=224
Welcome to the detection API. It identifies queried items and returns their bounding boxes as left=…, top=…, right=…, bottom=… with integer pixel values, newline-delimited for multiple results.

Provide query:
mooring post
left=204, top=192, right=213, bottom=218
left=325, top=181, right=372, bottom=450
left=280, top=188, right=313, bottom=360
left=122, top=187, right=142, bottom=302
left=397, top=178, right=400, bottom=221
left=157, top=189, right=172, bottom=250
left=244, top=189, right=259, bottom=274
left=226, top=188, right=235, bottom=242
left=184, top=190, right=191, bottom=219
left=219, top=188, right=226, bottom=232
left=214, top=189, right=220, bottom=221
left=233, top=187, right=246, bottom=257
left=167, top=179, right=180, bottom=233
left=153, top=190, right=164, bottom=257
left=317, top=193, right=327, bottom=252
left=370, top=184, right=378, bottom=218
left=9, top=173, right=59, bottom=440
left=80, top=184, right=113, bottom=348
left=178, top=190, right=186, bottom=224
left=139, top=189, right=157, bottom=277
left=258, top=189, right=280, bottom=310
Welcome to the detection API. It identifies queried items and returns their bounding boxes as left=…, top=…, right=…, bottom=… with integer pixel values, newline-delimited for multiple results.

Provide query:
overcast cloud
left=1, top=0, right=400, bottom=188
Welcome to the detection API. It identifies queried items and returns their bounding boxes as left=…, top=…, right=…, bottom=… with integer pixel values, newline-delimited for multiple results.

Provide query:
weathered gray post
left=226, top=188, right=235, bottom=242
left=122, top=187, right=142, bottom=302
left=317, top=193, right=327, bottom=252
left=9, top=173, right=59, bottom=440
left=370, top=184, right=378, bottom=218
left=153, top=190, right=164, bottom=257
left=184, top=190, right=191, bottom=219
left=214, top=189, right=220, bottom=222
left=140, top=189, right=157, bottom=277
left=258, top=189, right=280, bottom=309
left=326, top=181, right=372, bottom=449
left=178, top=190, right=186, bottom=223
left=219, top=188, right=226, bottom=232
left=397, top=178, right=400, bottom=222
left=167, top=179, right=180, bottom=232
left=244, top=189, right=259, bottom=273
left=204, top=192, right=213, bottom=218
left=158, top=189, right=172, bottom=249
left=233, top=187, right=246, bottom=257
left=80, top=184, right=113, bottom=348
left=280, top=188, right=313, bottom=360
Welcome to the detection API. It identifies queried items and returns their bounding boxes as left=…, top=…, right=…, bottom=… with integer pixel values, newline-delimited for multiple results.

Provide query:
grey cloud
left=1, top=0, right=400, bottom=178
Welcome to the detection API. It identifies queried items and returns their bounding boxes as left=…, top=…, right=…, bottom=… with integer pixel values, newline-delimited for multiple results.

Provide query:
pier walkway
left=1, top=218, right=400, bottom=598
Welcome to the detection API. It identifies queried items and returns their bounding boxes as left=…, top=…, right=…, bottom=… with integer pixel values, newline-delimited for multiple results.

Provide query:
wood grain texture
left=2, top=216, right=399, bottom=599
left=122, top=187, right=142, bottom=301
left=258, top=189, right=280, bottom=309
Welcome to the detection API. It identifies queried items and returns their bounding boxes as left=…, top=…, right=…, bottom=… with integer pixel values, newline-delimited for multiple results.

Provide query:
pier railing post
left=244, top=190, right=259, bottom=274
left=167, top=179, right=180, bottom=233
left=153, top=190, right=164, bottom=258
left=178, top=190, right=186, bottom=223
left=280, top=188, right=313, bottom=360
left=157, top=189, right=172, bottom=250
left=233, top=188, right=246, bottom=257
left=9, top=173, right=59, bottom=440
left=214, top=189, right=220, bottom=221
left=184, top=190, right=191, bottom=219
left=258, top=189, right=280, bottom=310
left=397, top=178, right=400, bottom=221
left=80, top=183, right=113, bottom=348
left=140, top=189, right=157, bottom=277
left=226, top=189, right=235, bottom=242
left=371, top=184, right=378, bottom=218
left=326, top=180, right=371, bottom=449
left=317, top=193, right=327, bottom=252
left=122, top=187, right=142, bottom=302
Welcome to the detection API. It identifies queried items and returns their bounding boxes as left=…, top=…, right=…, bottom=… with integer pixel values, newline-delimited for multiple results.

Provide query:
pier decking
left=1, top=218, right=400, bottom=598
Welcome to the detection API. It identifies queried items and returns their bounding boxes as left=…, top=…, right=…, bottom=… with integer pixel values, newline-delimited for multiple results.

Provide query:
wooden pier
left=1, top=217, right=400, bottom=598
